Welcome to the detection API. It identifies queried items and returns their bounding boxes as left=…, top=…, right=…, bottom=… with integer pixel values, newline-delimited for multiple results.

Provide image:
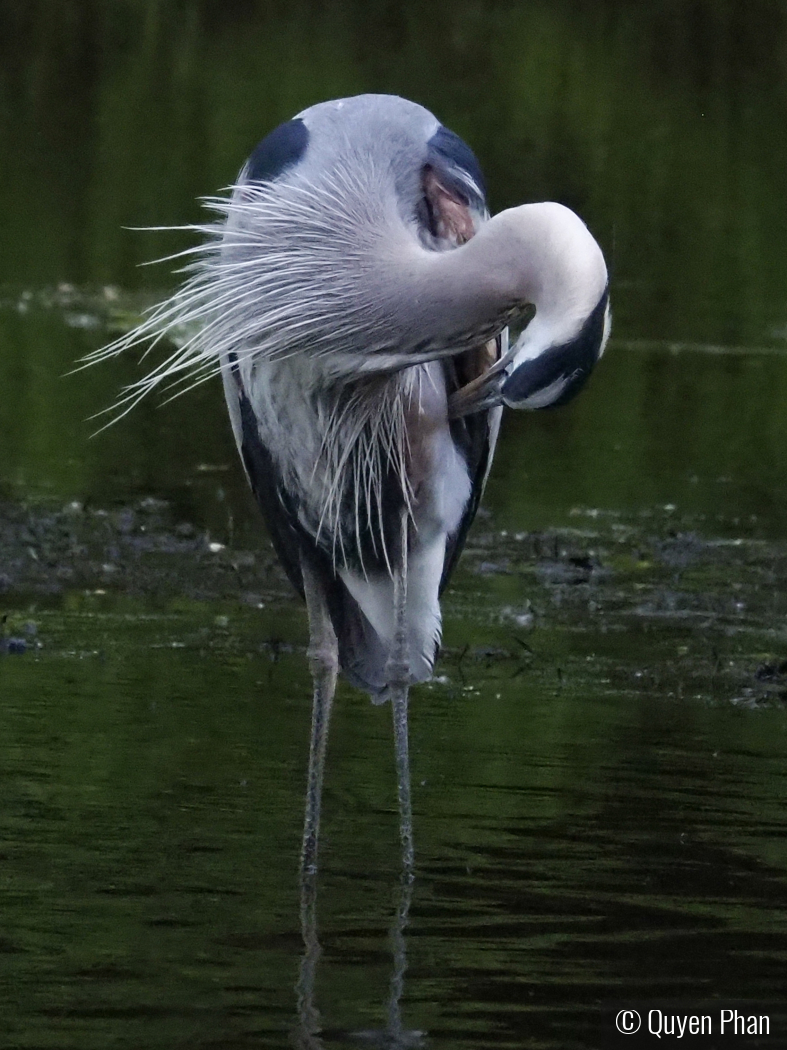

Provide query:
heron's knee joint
left=308, top=644, right=338, bottom=678
left=385, top=659, right=411, bottom=691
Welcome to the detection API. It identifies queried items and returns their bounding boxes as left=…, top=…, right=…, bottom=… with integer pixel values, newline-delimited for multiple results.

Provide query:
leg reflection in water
left=378, top=873, right=423, bottom=1049
left=294, top=867, right=424, bottom=1049
left=293, top=870, right=323, bottom=1050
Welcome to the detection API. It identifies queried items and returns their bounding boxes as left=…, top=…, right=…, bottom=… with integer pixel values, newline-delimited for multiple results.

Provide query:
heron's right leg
left=387, top=511, right=415, bottom=876
left=300, top=556, right=338, bottom=877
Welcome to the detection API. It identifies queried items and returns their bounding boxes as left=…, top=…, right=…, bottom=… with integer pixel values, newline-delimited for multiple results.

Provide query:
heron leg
left=300, top=556, right=338, bottom=878
left=387, top=511, right=415, bottom=876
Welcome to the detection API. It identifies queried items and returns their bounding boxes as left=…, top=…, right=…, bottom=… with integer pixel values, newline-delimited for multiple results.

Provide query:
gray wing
left=223, top=357, right=394, bottom=695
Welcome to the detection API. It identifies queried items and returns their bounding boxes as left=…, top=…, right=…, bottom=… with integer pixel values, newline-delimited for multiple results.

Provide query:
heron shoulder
left=426, top=125, right=487, bottom=211
left=245, top=118, right=310, bottom=184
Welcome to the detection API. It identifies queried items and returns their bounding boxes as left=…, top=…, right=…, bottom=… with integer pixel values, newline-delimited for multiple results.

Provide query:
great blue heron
left=87, top=94, right=610, bottom=877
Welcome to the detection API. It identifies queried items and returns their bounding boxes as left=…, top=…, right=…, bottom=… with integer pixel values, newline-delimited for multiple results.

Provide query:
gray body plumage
left=85, top=93, right=610, bottom=699
left=220, top=96, right=503, bottom=695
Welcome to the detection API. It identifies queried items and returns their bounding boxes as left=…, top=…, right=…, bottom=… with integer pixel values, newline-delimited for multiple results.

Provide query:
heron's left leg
left=387, top=511, right=415, bottom=875
left=300, top=556, right=338, bottom=877
left=294, top=559, right=336, bottom=1047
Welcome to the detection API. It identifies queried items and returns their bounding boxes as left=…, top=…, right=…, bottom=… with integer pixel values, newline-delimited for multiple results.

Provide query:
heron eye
left=421, top=165, right=474, bottom=247
left=417, top=187, right=440, bottom=238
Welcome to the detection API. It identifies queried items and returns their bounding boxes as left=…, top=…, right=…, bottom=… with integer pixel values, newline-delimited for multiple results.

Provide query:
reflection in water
left=0, top=500, right=786, bottom=1046
left=379, top=874, right=423, bottom=1050
left=294, top=872, right=322, bottom=1049
left=295, top=866, right=423, bottom=1050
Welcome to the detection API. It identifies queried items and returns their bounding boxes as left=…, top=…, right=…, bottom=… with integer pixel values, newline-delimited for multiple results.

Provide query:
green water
left=2, top=3, right=787, bottom=1047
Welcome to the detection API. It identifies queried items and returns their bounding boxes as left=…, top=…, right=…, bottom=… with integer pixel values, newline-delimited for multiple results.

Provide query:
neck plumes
left=81, top=181, right=608, bottom=421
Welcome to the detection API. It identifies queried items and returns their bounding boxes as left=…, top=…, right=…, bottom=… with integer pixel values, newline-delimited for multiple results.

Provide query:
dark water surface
left=2, top=3, right=787, bottom=1048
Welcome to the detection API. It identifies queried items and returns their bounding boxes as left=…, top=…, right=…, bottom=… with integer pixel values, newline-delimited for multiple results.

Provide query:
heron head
left=501, top=284, right=611, bottom=410
left=472, top=202, right=610, bottom=410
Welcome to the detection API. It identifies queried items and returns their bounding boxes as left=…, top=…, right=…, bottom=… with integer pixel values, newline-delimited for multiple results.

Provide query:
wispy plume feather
left=78, top=166, right=409, bottom=423
left=79, top=156, right=505, bottom=430
left=81, top=163, right=436, bottom=573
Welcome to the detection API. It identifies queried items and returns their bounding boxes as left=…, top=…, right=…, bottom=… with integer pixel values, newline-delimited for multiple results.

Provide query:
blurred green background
left=3, top=0, right=787, bottom=531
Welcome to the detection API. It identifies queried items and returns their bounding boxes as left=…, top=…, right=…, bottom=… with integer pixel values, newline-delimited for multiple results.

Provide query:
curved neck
left=211, top=184, right=608, bottom=385
left=378, top=202, right=607, bottom=363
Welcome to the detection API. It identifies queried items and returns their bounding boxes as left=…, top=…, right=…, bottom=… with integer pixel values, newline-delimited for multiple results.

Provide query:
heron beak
left=447, top=337, right=516, bottom=418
